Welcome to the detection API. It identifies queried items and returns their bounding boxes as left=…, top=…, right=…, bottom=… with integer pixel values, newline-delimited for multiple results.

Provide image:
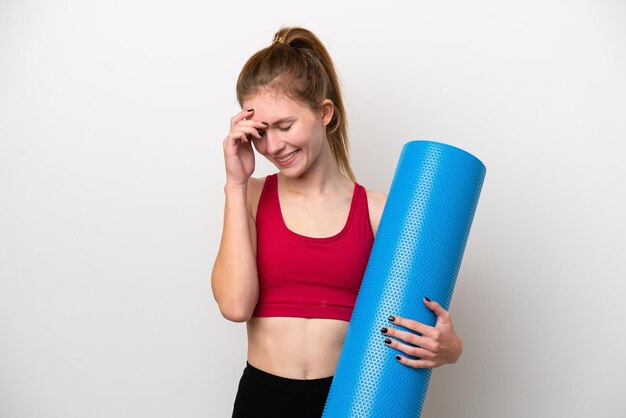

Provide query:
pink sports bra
left=251, top=173, right=374, bottom=322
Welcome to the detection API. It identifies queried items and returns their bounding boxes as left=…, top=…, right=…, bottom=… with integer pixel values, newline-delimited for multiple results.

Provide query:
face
left=242, top=89, right=334, bottom=176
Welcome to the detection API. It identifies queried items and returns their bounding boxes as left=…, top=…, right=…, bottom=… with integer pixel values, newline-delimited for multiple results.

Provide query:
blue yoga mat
left=322, top=140, right=486, bottom=417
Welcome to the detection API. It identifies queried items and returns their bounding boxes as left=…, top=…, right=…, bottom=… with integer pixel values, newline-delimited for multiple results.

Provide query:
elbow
left=211, top=268, right=258, bottom=323
left=220, top=304, right=254, bottom=323
left=216, top=295, right=256, bottom=323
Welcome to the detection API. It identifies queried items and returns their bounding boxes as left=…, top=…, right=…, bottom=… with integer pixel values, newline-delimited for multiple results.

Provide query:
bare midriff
left=246, top=316, right=349, bottom=380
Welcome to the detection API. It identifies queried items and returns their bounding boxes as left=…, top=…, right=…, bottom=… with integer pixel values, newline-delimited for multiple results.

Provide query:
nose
left=264, top=129, right=285, bottom=156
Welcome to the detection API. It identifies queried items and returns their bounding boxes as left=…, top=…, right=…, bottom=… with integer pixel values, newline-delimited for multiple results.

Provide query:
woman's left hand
left=382, top=297, right=463, bottom=368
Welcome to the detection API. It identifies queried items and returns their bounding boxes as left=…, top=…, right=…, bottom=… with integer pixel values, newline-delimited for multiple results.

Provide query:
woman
left=212, top=26, right=463, bottom=418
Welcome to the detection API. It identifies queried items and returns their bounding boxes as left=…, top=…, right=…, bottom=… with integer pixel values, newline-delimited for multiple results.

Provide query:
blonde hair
left=236, top=26, right=356, bottom=182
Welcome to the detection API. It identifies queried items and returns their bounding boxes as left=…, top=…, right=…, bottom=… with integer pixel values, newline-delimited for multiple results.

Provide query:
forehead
left=242, top=89, right=311, bottom=121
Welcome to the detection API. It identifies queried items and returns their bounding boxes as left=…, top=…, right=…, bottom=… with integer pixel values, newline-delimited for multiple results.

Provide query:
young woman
left=212, top=26, right=464, bottom=418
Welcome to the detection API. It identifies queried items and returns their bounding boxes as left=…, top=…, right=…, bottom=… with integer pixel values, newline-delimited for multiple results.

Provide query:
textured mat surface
left=322, top=140, right=486, bottom=417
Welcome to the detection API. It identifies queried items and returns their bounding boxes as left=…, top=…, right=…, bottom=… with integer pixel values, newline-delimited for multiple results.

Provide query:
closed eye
left=278, top=124, right=293, bottom=132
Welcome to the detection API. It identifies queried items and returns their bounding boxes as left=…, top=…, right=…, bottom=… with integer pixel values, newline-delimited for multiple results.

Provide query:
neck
left=278, top=140, right=350, bottom=196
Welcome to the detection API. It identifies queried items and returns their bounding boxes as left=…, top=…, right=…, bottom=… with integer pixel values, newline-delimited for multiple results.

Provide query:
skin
left=219, top=87, right=463, bottom=379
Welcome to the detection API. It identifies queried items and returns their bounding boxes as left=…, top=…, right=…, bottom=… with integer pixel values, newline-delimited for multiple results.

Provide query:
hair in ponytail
left=236, top=26, right=356, bottom=182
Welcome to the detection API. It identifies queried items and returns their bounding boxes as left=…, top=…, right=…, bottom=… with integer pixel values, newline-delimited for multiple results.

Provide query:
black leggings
left=231, top=362, right=334, bottom=418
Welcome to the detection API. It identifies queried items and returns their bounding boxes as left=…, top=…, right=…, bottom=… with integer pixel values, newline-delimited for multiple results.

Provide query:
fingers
left=395, top=355, right=437, bottom=369
left=384, top=335, right=436, bottom=359
left=382, top=325, right=439, bottom=368
left=230, top=108, right=254, bottom=128
left=226, top=109, right=268, bottom=144
left=423, top=297, right=450, bottom=321
left=388, top=315, right=438, bottom=339
left=381, top=325, right=435, bottom=352
left=382, top=302, right=455, bottom=370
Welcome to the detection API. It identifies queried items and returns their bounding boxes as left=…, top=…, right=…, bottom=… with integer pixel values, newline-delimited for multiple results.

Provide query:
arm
left=211, top=108, right=266, bottom=323
left=211, top=180, right=259, bottom=323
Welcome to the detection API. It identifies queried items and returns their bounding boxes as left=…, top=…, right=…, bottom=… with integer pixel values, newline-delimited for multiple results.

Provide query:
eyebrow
left=269, top=117, right=296, bottom=126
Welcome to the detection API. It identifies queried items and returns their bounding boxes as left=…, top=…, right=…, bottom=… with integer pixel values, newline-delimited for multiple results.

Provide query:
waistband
left=243, top=361, right=334, bottom=394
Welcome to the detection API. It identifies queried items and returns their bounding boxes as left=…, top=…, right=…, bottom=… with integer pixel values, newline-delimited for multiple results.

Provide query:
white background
left=1, top=0, right=625, bottom=417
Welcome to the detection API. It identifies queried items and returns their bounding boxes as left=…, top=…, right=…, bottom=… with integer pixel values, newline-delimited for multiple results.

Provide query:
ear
left=320, top=99, right=334, bottom=126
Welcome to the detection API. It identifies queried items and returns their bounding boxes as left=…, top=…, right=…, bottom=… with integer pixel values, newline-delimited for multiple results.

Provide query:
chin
left=276, top=167, right=302, bottom=177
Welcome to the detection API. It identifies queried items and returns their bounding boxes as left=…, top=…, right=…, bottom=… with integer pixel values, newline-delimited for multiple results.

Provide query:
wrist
left=224, top=181, right=248, bottom=193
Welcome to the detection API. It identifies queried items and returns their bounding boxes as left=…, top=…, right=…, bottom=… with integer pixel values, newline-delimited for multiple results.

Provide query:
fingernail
left=247, top=108, right=254, bottom=112
left=396, top=355, right=401, bottom=361
left=380, top=327, right=388, bottom=334
left=424, top=296, right=431, bottom=302
left=388, top=316, right=395, bottom=322
left=384, top=338, right=391, bottom=345
left=262, top=121, right=269, bottom=126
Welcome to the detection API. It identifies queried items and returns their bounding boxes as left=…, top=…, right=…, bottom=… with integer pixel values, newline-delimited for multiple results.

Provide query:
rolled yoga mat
left=322, top=140, right=486, bottom=418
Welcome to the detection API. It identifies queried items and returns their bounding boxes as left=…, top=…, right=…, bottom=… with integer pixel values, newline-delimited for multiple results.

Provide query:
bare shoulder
left=365, top=189, right=387, bottom=212
left=364, top=188, right=388, bottom=238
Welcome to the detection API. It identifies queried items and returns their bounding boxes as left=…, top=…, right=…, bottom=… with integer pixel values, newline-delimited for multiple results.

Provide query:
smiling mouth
left=276, top=150, right=299, bottom=162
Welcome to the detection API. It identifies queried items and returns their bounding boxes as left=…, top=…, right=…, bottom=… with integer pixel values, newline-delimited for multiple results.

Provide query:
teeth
left=277, top=150, right=297, bottom=162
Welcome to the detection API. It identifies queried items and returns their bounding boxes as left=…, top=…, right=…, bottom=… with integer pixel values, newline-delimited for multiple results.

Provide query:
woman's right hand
left=222, top=109, right=268, bottom=187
